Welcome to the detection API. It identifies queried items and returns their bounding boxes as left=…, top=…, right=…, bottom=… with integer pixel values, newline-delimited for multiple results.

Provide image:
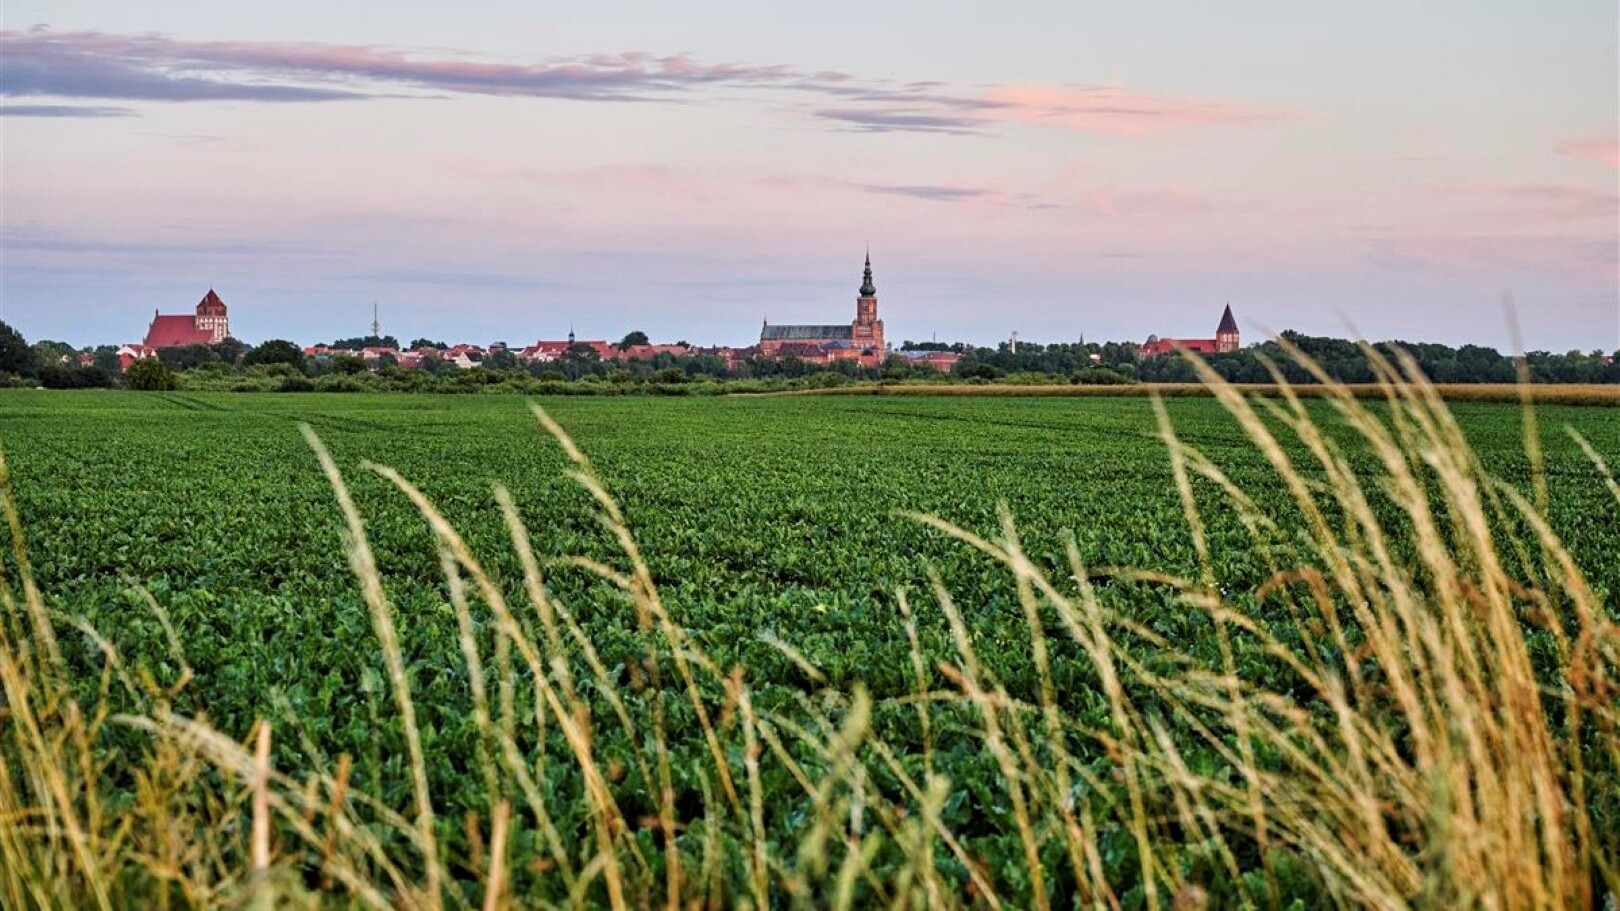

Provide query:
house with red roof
left=900, top=350, right=962, bottom=372
left=616, top=343, right=695, bottom=360
left=116, top=344, right=156, bottom=371
left=517, top=333, right=615, bottom=364
left=143, top=289, right=232, bottom=349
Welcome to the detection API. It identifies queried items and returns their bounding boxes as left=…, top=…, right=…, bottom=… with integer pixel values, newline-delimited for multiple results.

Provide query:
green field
left=3, top=388, right=1617, bottom=908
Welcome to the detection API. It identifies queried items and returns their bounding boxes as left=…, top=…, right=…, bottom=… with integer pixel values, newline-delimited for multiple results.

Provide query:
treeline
left=937, top=331, right=1620, bottom=385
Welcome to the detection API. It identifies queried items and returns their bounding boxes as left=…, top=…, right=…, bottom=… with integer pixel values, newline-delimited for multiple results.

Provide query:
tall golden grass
left=2, top=343, right=1616, bottom=909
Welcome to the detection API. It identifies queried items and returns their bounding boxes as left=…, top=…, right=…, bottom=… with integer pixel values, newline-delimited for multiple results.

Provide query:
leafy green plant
left=1, top=346, right=1616, bottom=910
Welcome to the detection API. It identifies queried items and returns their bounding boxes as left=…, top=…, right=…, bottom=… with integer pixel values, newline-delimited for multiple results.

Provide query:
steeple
left=1215, top=302, right=1240, bottom=353
left=859, top=249, right=876, bottom=297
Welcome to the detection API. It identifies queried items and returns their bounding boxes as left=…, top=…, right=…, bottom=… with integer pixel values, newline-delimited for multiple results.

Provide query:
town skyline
left=3, top=1, right=1616, bottom=352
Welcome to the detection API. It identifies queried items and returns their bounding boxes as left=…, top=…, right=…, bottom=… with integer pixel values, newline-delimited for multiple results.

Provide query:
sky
left=2, top=1, right=1616, bottom=351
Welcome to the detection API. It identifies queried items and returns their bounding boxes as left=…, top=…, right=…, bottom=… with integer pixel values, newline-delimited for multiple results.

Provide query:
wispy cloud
left=0, top=103, right=132, bottom=117
left=2, top=31, right=367, bottom=102
left=979, top=84, right=1286, bottom=136
left=1557, top=137, right=1620, bottom=168
left=1494, top=183, right=1619, bottom=220
left=0, top=29, right=807, bottom=104
left=815, top=108, right=986, bottom=135
left=858, top=184, right=992, bottom=202
left=1, top=28, right=1285, bottom=140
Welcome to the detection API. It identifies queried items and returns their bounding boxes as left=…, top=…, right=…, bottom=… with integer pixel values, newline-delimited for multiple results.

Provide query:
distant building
left=518, top=331, right=615, bottom=364
left=1140, top=304, right=1239, bottom=357
left=116, top=344, right=156, bottom=370
left=900, top=350, right=962, bottom=372
left=695, top=345, right=755, bottom=371
left=143, top=289, right=231, bottom=349
left=617, top=343, right=695, bottom=360
left=442, top=343, right=487, bottom=369
left=759, top=253, right=887, bottom=367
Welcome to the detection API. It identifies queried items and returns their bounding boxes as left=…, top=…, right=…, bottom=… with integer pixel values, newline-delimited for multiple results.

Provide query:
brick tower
left=1215, top=303, right=1239, bottom=353
left=851, top=251, right=884, bottom=353
left=194, top=289, right=230, bottom=343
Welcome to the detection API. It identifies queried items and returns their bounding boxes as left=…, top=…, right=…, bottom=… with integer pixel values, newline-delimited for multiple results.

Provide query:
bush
left=123, top=358, right=178, bottom=391
left=38, top=365, right=115, bottom=389
left=956, top=362, right=1002, bottom=380
left=1073, top=367, right=1134, bottom=385
left=278, top=375, right=315, bottom=393
left=315, top=374, right=369, bottom=393
left=327, top=354, right=368, bottom=376
left=1001, top=371, right=1063, bottom=385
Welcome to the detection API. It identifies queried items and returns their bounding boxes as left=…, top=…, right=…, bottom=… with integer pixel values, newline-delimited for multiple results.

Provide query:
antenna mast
left=371, top=303, right=381, bottom=340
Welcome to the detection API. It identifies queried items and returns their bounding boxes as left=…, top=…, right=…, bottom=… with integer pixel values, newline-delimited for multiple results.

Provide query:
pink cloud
left=1557, top=137, right=1620, bottom=168
left=1367, top=233, right=1617, bottom=285
left=1078, top=187, right=1212, bottom=216
left=980, top=84, right=1287, bottom=136
left=1493, top=183, right=1619, bottom=221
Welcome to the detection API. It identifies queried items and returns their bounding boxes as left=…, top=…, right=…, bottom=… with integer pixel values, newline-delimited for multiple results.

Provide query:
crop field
left=2, top=387, right=1618, bottom=909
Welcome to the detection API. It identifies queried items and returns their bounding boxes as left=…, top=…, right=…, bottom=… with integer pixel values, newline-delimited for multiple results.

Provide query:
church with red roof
left=1140, top=304, right=1240, bottom=357
left=143, top=289, right=232, bottom=349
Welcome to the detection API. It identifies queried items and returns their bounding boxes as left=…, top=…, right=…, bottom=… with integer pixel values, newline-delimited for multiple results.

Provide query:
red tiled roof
left=1141, top=337, right=1218, bottom=357
left=144, top=315, right=213, bottom=349
left=616, top=344, right=693, bottom=360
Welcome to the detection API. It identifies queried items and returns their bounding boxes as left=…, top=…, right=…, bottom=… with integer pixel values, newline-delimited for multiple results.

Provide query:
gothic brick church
left=143, top=289, right=232, bottom=349
left=1140, top=304, right=1239, bottom=357
left=759, top=253, right=887, bottom=366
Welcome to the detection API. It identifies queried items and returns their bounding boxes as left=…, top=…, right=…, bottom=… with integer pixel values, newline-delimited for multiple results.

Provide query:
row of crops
left=3, top=388, right=1616, bottom=907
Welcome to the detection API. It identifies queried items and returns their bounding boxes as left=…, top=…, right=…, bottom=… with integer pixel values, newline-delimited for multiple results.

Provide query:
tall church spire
left=859, top=249, right=876, bottom=297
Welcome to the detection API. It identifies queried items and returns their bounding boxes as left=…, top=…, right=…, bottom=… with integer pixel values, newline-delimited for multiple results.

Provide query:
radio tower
left=371, top=303, right=381, bottom=340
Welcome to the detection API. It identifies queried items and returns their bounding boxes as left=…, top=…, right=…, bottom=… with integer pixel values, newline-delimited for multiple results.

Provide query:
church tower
left=851, top=251, right=885, bottom=353
left=1215, top=303, right=1239, bottom=353
left=194, top=289, right=230, bottom=343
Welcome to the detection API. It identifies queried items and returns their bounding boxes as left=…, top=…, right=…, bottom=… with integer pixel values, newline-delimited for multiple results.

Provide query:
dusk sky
left=3, top=1, right=1616, bottom=351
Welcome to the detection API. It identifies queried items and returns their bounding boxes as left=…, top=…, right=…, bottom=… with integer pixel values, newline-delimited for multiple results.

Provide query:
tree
left=0, top=321, right=39, bottom=377
left=558, top=342, right=603, bottom=380
left=124, top=358, right=178, bottom=390
left=92, top=345, right=121, bottom=374
left=31, top=339, right=76, bottom=366
left=618, top=330, right=650, bottom=350
left=408, top=338, right=447, bottom=350
left=483, top=348, right=520, bottom=371
left=158, top=344, right=220, bottom=370
left=210, top=337, right=248, bottom=364
left=328, top=353, right=368, bottom=375
left=244, top=339, right=306, bottom=368
left=327, top=335, right=400, bottom=351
